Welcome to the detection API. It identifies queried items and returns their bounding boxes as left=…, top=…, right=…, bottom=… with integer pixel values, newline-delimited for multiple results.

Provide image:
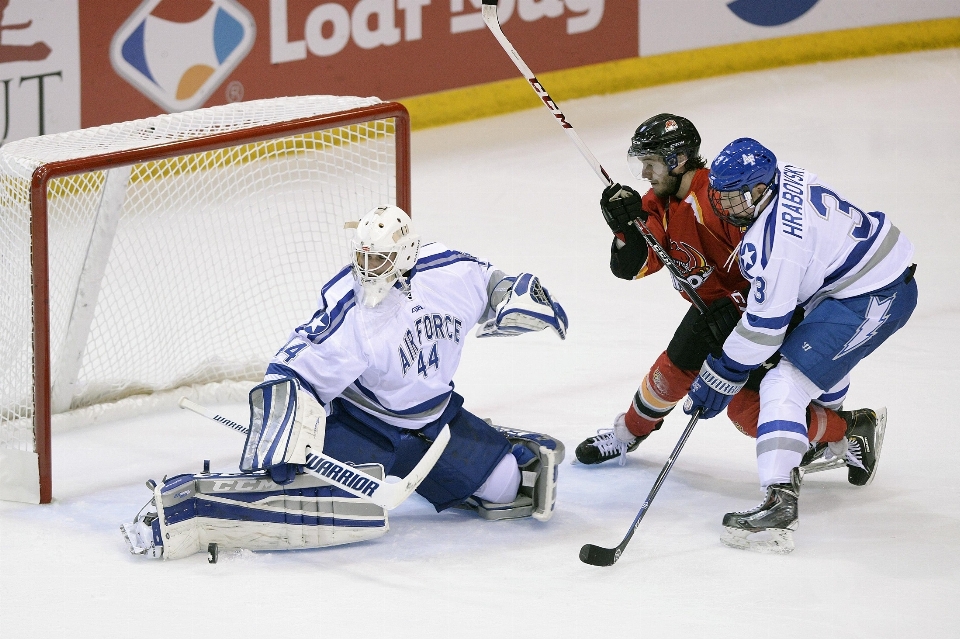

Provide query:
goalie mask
left=347, top=205, right=421, bottom=307
left=708, top=138, right=779, bottom=228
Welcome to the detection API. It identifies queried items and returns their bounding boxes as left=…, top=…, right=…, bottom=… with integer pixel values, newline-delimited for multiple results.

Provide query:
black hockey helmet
left=628, top=113, right=702, bottom=173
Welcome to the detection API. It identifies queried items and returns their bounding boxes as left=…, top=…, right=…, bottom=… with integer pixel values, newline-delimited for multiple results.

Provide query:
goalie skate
left=120, top=499, right=163, bottom=559
left=720, top=467, right=801, bottom=555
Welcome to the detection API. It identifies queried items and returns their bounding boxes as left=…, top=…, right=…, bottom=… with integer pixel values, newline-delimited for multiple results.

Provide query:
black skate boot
left=799, top=407, right=887, bottom=485
left=841, top=407, right=886, bottom=486
left=575, top=413, right=658, bottom=466
left=720, top=467, right=802, bottom=554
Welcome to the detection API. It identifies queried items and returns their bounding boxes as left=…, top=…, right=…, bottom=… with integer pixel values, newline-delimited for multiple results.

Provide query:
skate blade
left=721, top=526, right=795, bottom=554
left=800, top=456, right=845, bottom=474
left=863, top=406, right=887, bottom=487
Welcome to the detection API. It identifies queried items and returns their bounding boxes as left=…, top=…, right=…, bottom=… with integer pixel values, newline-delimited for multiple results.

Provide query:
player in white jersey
left=683, top=139, right=917, bottom=553
left=120, top=206, right=568, bottom=560
left=262, top=205, right=567, bottom=517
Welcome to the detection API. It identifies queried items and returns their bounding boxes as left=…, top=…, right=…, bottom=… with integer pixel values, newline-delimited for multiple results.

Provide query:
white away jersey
left=267, top=242, right=498, bottom=429
left=724, top=163, right=914, bottom=368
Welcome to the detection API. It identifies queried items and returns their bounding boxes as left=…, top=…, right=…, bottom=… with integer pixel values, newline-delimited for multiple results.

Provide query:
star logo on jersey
left=298, top=310, right=332, bottom=342
left=834, top=294, right=894, bottom=360
left=739, top=242, right=758, bottom=272
left=110, top=0, right=255, bottom=113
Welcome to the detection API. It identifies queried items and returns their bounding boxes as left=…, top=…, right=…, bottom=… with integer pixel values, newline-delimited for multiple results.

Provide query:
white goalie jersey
left=267, top=242, right=498, bottom=429
left=724, top=163, right=915, bottom=368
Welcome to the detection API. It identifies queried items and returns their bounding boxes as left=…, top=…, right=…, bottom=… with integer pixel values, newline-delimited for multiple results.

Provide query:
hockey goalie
left=121, top=205, right=567, bottom=560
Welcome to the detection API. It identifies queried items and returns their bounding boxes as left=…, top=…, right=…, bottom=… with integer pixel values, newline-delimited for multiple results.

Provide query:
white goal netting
left=0, top=96, right=407, bottom=502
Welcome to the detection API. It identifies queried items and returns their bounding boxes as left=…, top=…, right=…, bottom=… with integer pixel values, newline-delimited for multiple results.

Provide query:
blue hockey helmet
left=708, top=138, right=779, bottom=227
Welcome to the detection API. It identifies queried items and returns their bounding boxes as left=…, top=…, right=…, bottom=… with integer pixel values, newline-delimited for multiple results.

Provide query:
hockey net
left=0, top=95, right=410, bottom=503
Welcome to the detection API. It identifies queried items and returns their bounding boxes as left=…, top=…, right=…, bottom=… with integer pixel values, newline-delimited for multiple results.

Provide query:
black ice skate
left=843, top=407, right=885, bottom=486
left=575, top=413, right=656, bottom=466
left=799, top=407, right=886, bottom=486
left=720, top=467, right=802, bottom=554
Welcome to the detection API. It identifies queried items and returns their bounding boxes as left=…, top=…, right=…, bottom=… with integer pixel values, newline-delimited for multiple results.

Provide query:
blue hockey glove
left=683, top=354, right=751, bottom=419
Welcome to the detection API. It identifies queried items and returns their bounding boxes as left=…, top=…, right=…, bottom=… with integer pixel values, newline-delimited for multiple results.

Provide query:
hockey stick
left=480, top=0, right=708, bottom=313
left=178, top=397, right=450, bottom=510
left=579, top=408, right=703, bottom=567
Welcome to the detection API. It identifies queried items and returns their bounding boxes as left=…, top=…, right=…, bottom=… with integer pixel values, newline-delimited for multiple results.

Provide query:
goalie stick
left=480, top=0, right=708, bottom=314
left=178, top=397, right=450, bottom=511
left=579, top=408, right=703, bottom=567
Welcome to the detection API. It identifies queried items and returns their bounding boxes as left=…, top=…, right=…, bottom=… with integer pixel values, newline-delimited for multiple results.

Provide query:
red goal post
left=0, top=96, right=411, bottom=504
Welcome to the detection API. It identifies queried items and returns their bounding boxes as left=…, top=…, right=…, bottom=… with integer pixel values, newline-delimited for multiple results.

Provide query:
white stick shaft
left=481, top=4, right=612, bottom=187
left=480, top=2, right=709, bottom=313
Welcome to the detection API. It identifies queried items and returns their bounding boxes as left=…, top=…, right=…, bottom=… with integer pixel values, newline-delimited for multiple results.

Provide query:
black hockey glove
left=600, top=183, right=646, bottom=235
left=693, top=297, right=742, bottom=355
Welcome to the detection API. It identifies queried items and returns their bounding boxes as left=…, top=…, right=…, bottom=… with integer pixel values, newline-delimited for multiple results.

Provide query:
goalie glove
left=476, top=273, right=568, bottom=340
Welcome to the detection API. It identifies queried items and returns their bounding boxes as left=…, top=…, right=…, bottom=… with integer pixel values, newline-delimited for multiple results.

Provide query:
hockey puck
left=207, top=543, right=219, bottom=564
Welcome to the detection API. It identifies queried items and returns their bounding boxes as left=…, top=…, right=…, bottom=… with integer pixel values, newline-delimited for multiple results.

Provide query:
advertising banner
left=80, top=0, right=635, bottom=128
left=1, top=1, right=956, bottom=140
left=640, top=0, right=960, bottom=57
left=0, top=0, right=80, bottom=145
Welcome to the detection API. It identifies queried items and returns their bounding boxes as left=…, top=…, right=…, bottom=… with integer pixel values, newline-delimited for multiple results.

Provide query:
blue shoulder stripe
left=416, top=249, right=489, bottom=273
left=296, top=288, right=357, bottom=346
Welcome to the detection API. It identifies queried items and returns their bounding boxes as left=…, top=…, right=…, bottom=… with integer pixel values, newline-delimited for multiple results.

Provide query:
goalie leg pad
left=461, top=425, right=565, bottom=521
left=241, top=377, right=325, bottom=475
left=121, top=466, right=388, bottom=560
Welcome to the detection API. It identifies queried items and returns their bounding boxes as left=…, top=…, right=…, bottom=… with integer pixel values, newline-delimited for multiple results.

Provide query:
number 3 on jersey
left=754, top=276, right=766, bottom=303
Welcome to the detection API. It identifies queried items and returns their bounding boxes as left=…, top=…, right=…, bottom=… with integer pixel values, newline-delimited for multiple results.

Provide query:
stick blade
left=579, top=543, right=620, bottom=567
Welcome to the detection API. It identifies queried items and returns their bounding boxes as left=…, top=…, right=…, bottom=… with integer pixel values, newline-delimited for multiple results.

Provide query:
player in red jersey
left=575, top=114, right=859, bottom=473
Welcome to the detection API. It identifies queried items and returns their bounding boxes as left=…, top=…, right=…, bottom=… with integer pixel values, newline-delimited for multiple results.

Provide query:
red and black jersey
left=611, top=168, right=748, bottom=308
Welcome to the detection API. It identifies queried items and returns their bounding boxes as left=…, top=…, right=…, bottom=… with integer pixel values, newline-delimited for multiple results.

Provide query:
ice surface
left=2, top=49, right=958, bottom=637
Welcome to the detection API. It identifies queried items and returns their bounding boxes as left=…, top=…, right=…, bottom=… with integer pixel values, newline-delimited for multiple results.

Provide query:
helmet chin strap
left=732, top=182, right=778, bottom=228
left=667, top=161, right=689, bottom=198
